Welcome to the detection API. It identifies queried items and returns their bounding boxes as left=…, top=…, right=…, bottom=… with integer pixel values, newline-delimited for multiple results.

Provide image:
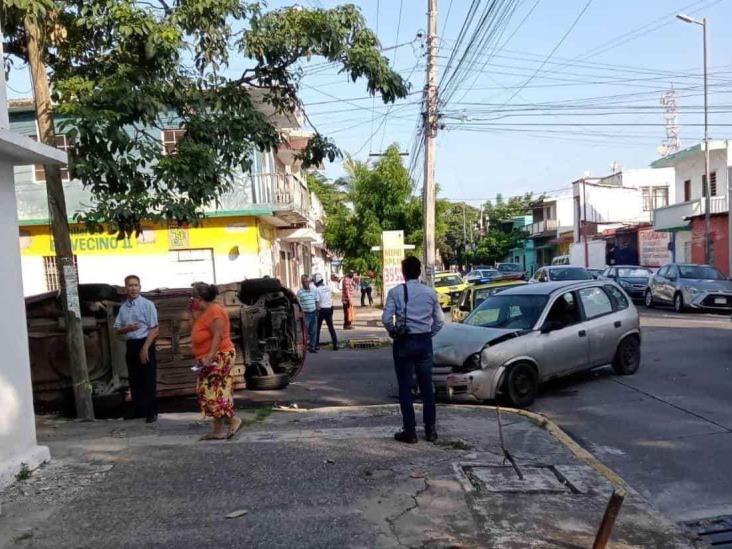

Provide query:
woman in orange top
left=190, top=282, right=241, bottom=440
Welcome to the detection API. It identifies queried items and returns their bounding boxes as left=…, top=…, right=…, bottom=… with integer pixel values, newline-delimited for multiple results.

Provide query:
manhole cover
left=458, top=464, right=578, bottom=494
left=685, top=515, right=732, bottom=547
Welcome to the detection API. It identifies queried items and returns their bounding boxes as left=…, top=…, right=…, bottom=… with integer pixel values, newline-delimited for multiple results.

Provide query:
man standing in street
left=313, top=273, right=338, bottom=351
left=382, top=256, right=444, bottom=444
left=341, top=271, right=356, bottom=330
left=298, top=274, right=319, bottom=353
left=114, top=275, right=159, bottom=423
left=360, top=271, right=374, bottom=307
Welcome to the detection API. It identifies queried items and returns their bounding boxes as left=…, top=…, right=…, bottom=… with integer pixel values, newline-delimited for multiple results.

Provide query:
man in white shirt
left=314, top=273, right=338, bottom=351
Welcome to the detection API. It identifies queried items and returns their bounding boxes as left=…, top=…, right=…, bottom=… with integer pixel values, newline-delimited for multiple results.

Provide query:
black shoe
left=394, top=430, right=418, bottom=444
left=145, top=415, right=158, bottom=424
left=332, top=344, right=339, bottom=351
left=425, top=427, right=438, bottom=443
left=309, top=348, right=318, bottom=353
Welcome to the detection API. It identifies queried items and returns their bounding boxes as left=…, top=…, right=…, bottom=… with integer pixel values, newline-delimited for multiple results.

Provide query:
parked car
left=25, top=278, right=306, bottom=413
left=433, top=280, right=641, bottom=407
left=645, top=263, right=732, bottom=313
left=587, top=268, right=605, bottom=279
left=465, top=268, right=502, bottom=285
left=601, top=265, right=652, bottom=300
left=451, top=280, right=527, bottom=323
left=434, top=272, right=468, bottom=310
left=529, top=266, right=593, bottom=283
left=495, top=263, right=526, bottom=281
left=551, top=255, right=570, bottom=266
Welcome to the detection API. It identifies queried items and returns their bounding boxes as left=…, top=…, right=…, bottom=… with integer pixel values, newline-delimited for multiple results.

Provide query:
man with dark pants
left=114, top=275, right=159, bottom=423
left=297, top=274, right=319, bottom=353
left=313, top=273, right=338, bottom=351
left=382, top=256, right=444, bottom=443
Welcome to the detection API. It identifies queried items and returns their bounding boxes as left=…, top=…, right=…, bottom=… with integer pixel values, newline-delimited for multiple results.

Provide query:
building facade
left=651, top=140, right=731, bottom=275
left=10, top=100, right=330, bottom=295
left=527, top=193, right=575, bottom=267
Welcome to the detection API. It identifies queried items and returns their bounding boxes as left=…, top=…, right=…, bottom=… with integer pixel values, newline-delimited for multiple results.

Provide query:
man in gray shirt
left=114, top=275, right=159, bottom=422
left=382, top=256, right=444, bottom=443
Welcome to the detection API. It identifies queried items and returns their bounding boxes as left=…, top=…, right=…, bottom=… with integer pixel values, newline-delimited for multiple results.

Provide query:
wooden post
left=25, top=17, right=94, bottom=420
left=592, top=490, right=625, bottom=549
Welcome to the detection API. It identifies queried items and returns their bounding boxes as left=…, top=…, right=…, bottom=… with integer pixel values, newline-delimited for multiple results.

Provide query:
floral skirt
left=196, top=350, right=236, bottom=419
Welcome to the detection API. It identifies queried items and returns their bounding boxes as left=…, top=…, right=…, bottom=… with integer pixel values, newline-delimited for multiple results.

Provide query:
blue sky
left=6, top=0, right=732, bottom=205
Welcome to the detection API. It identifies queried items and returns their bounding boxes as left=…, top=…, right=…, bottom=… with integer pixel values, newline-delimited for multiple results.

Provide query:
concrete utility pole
left=25, top=17, right=94, bottom=420
left=422, top=0, right=438, bottom=286
left=677, top=13, right=711, bottom=265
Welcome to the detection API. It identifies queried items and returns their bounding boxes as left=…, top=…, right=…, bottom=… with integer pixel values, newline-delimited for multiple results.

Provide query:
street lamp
left=677, top=13, right=711, bottom=264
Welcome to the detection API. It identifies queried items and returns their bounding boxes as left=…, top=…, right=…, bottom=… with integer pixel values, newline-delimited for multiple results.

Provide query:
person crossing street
left=314, top=273, right=338, bottom=351
left=382, top=257, right=444, bottom=444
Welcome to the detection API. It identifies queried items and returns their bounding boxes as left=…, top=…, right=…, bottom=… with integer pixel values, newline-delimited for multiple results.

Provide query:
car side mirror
left=540, top=320, right=563, bottom=334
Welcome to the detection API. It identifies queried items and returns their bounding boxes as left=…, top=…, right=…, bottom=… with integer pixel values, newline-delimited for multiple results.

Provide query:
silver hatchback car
left=433, top=280, right=640, bottom=407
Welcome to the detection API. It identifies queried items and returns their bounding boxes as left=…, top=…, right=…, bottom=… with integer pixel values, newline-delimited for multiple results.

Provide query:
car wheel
left=612, top=336, right=641, bottom=376
left=644, top=289, right=654, bottom=308
left=503, top=363, right=538, bottom=408
left=673, top=292, right=686, bottom=313
left=246, top=373, right=290, bottom=391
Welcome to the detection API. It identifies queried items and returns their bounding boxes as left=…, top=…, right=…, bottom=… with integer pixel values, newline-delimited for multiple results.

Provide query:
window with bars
left=162, top=129, right=186, bottom=154
left=33, top=134, right=72, bottom=181
left=43, top=255, right=78, bottom=292
left=641, top=186, right=669, bottom=211
left=702, top=172, right=718, bottom=197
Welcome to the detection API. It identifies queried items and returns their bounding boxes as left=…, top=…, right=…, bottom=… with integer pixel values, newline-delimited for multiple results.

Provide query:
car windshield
left=679, top=265, right=725, bottom=280
left=435, top=275, right=463, bottom=287
left=465, top=295, right=548, bottom=330
left=549, top=268, right=592, bottom=281
left=499, top=264, right=522, bottom=272
left=617, top=268, right=651, bottom=278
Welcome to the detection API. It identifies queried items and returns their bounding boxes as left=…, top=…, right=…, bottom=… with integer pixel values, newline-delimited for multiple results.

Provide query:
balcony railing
left=653, top=196, right=728, bottom=231
left=529, top=218, right=558, bottom=236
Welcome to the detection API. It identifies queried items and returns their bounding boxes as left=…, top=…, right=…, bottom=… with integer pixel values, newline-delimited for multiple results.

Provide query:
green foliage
left=15, top=462, right=31, bottom=482
left=312, top=145, right=428, bottom=270
left=2, top=0, right=408, bottom=235
left=439, top=201, right=480, bottom=268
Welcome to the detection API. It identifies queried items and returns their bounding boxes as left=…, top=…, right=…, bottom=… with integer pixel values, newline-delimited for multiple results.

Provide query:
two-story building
left=650, top=140, right=730, bottom=275
left=11, top=98, right=330, bottom=295
left=527, top=193, right=575, bottom=268
left=572, top=168, right=675, bottom=267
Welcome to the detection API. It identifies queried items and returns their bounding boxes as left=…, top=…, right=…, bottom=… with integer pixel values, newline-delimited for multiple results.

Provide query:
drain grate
left=457, top=464, right=580, bottom=495
left=348, top=338, right=385, bottom=349
left=685, top=515, right=732, bottom=547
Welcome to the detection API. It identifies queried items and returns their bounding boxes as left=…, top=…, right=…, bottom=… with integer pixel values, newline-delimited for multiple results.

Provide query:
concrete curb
left=270, top=402, right=629, bottom=495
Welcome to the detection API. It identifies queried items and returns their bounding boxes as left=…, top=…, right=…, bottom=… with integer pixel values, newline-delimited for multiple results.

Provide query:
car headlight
left=686, top=287, right=702, bottom=295
left=460, top=353, right=482, bottom=372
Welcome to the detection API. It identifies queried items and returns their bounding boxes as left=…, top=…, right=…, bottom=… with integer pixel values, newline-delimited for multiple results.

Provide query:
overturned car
left=26, top=278, right=305, bottom=413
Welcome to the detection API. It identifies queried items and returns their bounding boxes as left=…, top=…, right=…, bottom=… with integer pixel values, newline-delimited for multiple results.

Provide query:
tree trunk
left=25, top=18, right=94, bottom=420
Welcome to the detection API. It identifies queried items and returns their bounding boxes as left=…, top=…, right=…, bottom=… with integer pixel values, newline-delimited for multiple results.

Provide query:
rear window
left=435, top=275, right=463, bottom=287
left=498, top=264, right=522, bottom=272
left=605, top=285, right=629, bottom=310
left=579, top=287, right=613, bottom=318
left=617, top=268, right=651, bottom=278
left=549, top=268, right=592, bottom=281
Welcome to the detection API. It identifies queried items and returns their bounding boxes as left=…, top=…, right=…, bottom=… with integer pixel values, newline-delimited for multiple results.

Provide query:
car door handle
left=578, top=330, right=587, bottom=337
left=614, top=320, right=622, bottom=328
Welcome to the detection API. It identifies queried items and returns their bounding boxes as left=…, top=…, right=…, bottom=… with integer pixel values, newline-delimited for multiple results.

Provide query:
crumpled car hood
left=434, top=323, right=521, bottom=365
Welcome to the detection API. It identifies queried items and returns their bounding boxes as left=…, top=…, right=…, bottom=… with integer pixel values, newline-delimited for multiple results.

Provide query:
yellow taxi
left=451, top=280, right=527, bottom=323
left=434, top=272, right=468, bottom=310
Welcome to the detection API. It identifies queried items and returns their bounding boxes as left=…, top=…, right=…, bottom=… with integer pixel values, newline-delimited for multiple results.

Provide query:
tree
left=3, top=1, right=409, bottom=235
left=439, top=201, right=480, bottom=269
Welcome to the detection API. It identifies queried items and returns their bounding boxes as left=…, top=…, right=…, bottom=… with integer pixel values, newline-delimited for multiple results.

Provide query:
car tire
left=644, top=289, right=655, bottom=309
left=503, top=362, right=538, bottom=408
left=673, top=292, right=686, bottom=313
left=612, top=336, right=641, bottom=376
left=246, top=373, right=290, bottom=391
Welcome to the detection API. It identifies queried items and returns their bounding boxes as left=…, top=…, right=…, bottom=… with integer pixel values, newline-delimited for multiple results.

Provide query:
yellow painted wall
left=19, top=216, right=260, bottom=257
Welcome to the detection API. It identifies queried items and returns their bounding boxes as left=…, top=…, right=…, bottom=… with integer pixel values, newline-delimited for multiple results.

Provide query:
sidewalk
left=319, top=300, right=389, bottom=348
left=1, top=405, right=700, bottom=548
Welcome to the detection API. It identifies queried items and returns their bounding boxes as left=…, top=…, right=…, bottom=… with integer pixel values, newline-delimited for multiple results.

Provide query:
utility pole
left=422, top=0, right=438, bottom=287
left=25, top=17, right=94, bottom=420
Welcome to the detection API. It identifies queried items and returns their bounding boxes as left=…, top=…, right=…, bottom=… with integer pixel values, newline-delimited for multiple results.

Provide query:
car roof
left=498, top=280, right=602, bottom=296
left=472, top=280, right=527, bottom=290
left=542, top=265, right=587, bottom=271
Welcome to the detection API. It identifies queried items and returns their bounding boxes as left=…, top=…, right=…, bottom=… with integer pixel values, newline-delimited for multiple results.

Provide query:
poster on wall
left=382, top=230, right=405, bottom=297
left=638, top=229, right=672, bottom=267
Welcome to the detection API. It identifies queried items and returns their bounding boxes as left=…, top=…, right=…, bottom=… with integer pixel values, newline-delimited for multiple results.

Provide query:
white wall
left=555, top=195, right=575, bottom=234
left=675, top=231, right=692, bottom=263
left=0, top=162, right=49, bottom=488
left=668, top=146, right=729, bottom=204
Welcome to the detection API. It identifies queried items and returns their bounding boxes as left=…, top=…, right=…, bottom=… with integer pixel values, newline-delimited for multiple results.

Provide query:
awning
left=278, top=227, right=319, bottom=243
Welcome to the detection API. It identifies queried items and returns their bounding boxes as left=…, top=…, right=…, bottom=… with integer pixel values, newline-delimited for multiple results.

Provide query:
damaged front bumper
left=432, top=365, right=504, bottom=402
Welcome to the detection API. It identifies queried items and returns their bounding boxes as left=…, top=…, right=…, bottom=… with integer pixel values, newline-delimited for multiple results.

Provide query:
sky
left=6, top=0, right=732, bottom=206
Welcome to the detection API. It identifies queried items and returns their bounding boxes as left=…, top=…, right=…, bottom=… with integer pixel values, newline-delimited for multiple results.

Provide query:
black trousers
left=393, top=333, right=436, bottom=432
left=317, top=307, right=338, bottom=348
left=361, top=287, right=373, bottom=306
left=126, top=338, right=157, bottom=419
